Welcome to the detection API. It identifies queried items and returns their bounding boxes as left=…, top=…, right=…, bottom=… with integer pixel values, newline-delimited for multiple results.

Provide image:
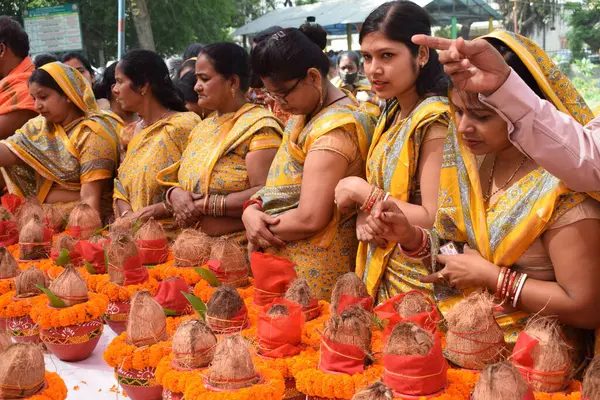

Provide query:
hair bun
left=299, top=21, right=327, bottom=50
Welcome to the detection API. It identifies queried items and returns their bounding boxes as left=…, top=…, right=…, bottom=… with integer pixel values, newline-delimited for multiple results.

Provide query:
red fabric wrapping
left=122, top=254, right=149, bottom=286
left=512, top=332, right=538, bottom=371
left=70, top=226, right=82, bottom=239
left=0, top=221, right=18, bottom=246
left=337, top=294, right=373, bottom=315
left=154, top=277, right=190, bottom=315
left=207, top=304, right=249, bottom=333
left=50, top=248, right=82, bottom=266
left=43, top=227, right=53, bottom=243
left=208, top=259, right=249, bottom=286
left=250, top=252, right=297, bottom=306
left=374, top=291, right=440, bottom=335
left=522, top=390, right=535, bottom=400
left=1, top=194, right=22, bottom=214
left=383, top=332, right=447, bottom=396
left=303, top=298, right=322, bottom=321
left=74, top=240, right=109, bottom=274
left=319, top=336, right=366, bottom=375
left=136, top=238, right=169, bottom=265
left=257, top=298, right=305, bottom=358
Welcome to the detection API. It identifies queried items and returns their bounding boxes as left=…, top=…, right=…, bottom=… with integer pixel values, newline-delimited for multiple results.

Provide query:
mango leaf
left=182, top=292, right=206, bottom=320
left=132, top=219, right=142, bottom=234
left=194, top=268, right=221, bottom=287
left=84, top=260, right=97, bottom=275
left=36, top=285, right=67, bottom=308
left=93, top=224, right=110, bottom=236
left=372, top=314, right=386, bottom=331
left=163, top=308, right=179, bottom=316
left=55, top=248, right=71, bottom=267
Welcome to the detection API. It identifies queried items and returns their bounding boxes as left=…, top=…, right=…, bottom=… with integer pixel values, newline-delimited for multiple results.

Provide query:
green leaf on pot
left=84, top=260, right=97, bottom=275
left=55, top=249, right=71, bottom=267
left=181, top=292, right=206, bottom=320
left=36, top=285, right=67, bottom=308
left=93, top=225, right=110, bottom=236
left=133, top=219, right=141, bottom=234
left=163, top=308, right=179, bottom=316
left=372, top=314, right=386, bottom=331
left=194, top=268, right=221, bottom=287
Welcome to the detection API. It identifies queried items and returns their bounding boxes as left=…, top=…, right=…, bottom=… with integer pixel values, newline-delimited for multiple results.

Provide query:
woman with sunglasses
left=243, top=23, right=380, bottom=300
left=157, top=43, right=284, bottom=239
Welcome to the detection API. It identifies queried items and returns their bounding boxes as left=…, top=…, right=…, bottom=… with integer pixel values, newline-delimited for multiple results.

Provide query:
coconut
left=19, top=215, right=47, bottom=260
left=135, top=217, right=166, bottom=241
left=52, top=234, right=78, bottom=255
left=67, top=203, right=102, bottom=240
left=42, top=204, right=66, bottom=232
left=324, top=306, right=372, bottom=355
left=385, top=322, right=434, bottom=357
left=471, top=362, right=530, bottom=400
left=445, top=291, right=506, bottom=369
left=15, top=267, right=45, bottom=298
left=0, top=343, right=45, bottom=398
left=126, top=291, right=168, bottom=347
left=352, top=382, right=394, bottom=400
left=0, top=247, right=19, bottom=279
left=0, top=207, right=13, bottom=221
left=395, top=292, right=432, bottom=318
left=209, top=238, right=249, bottom=287
left=173, top=229, right=212, bottom=268
left=16, top=197, right=44, bottom=231
left=172, top=319, right=217, bottom=370
left=110, top=217, right=134, bottom=237
left=206, top=286, right=245, bottom=333
left=107, top=232, right=138, bottom=286
left=207, top=334, right=259, bottom=390
left=330, top=272, right=369, bottom=315
left=285, top=278, right=315, bottom=308
left=266, top=303, right=289, bottom=317
left=519, top=317, right=571, bottom=392
left=49, top=265, right=89, bottom=306
left=583, top=356, right=600, bottom=400
left=88, top=234, right=106, bottom=244
left=0, top=330, right=11, bottom=352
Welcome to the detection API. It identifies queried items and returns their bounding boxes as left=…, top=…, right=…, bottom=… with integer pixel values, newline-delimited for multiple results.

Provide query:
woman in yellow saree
left=243, top=26, right=379, bottom=300
left=367, top=31, right=600, bottom=345
left=0, top=62, right=120, bottom=219
left=331, top=51, right=376, bottom=104
left=333, top=1, right=451, bottom=303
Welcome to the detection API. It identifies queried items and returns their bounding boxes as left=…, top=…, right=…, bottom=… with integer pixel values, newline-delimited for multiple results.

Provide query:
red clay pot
left=7, top=314, right=39, bottom=343
left=116, top=366, right=162, bottom=400
left=40, top=318, right=103, bottom=361
left=284, top=378, right=305, bottom=400
left=161, top=388, right=183, bottom=400
left=105, top=301, right=130, bottom=335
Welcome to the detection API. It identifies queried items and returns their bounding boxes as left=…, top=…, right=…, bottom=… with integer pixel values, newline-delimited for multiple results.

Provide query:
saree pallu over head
left=430, top=30, right=593, bottom=344
left=2, top=62, right=120, bottom=203
left=0, top=56, right=36, bottom=115
left=356, top=97, right=451, bottom=299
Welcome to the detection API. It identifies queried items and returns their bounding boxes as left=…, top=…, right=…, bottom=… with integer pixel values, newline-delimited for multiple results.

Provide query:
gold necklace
left=140, top=110, right=171, bottom=129
left=483, top=154, right=528, bottom=204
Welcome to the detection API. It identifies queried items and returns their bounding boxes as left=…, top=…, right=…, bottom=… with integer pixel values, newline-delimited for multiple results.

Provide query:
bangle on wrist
left=120, top=210, right=130, bottom=218
left=243, top=199, right=263, bottom=212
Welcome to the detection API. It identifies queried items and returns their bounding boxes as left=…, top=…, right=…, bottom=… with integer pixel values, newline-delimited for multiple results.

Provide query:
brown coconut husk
left=0, top=247, right=19, bottom=279
left=352, top=382, right=394, bottom=400
left=206, top=286, right=245, bottom=333
left=519, top=317, right=572, bottom=392
left=583, top=356, right=600, bottom=400
left=385, top=322, right=434, bottom=357
left=15, top=267, right=46, bottom=298
left=471, top=362, right=530, bottom=400
left=173, top=229, right=212, bottom=268
left=323, top=306, right=372, bottom=355
left=395, top=292, right=432, bottom=318
left=109, top=217, right=134, bottom=237
left=266, top=303, right=289, bottom=317
left=0, top=330, right=11, bottom=352
left=445, top=291, right=506, bottom=370
left=0, top=207, right=13, bottom=221
left=107, top=232, right=138, bottom=286
left=19, top=215, right=47, bottom=260
left=285, top=278, right=315, bottom=308
left=16, top=197, right=44, bottom=231
left=126, top=291, right=168, bottom=347
left=88, top=234, right=106, bottom=244
left=52, top=234, right=78, bottom=254
left=42, top=204, right=66, bottom=232
left=135, top=217, right=167, bottom=241
left=330, top=273, right=369, bottom=315
left=208, top=334, right=259, bottom=390
left=209, top=238, right=249, bottom=287
left=67, top=203, right=102, bottom=240
left=172, top=319, right=217, bottom=370
left=49, top=265, right=89, bottom=306
left=0, top=343, right=45, bottom=398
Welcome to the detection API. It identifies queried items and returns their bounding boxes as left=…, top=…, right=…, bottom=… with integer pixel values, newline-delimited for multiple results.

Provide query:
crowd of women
left=0, top=0, right=599, bottom=366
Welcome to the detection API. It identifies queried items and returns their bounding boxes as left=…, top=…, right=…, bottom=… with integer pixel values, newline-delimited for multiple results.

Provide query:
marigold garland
left=86, top=274, right=158, bottom=302
left=533, top=381, right=582, bottom=400
left=166, top=315, right=197, bottom=336
left=155, top=354, right=207, bottom=394
left=0, top=278, right=15, bottom=295
left=28, top=371, right=68, bottom=400
left=30, top=292, right=109, bottom=329
left=252, top=347, right=320, bottom=379
left=0, top=291, right=45, bottom=318
left=153, top=260, right=204, bottom=285
left=104, top=332, right=172, bottom=370
left=182, top=364, right=285, bottom=400
left=193, top=278, right=254, bottom=303
left=294, top=363, right=385, bottom=399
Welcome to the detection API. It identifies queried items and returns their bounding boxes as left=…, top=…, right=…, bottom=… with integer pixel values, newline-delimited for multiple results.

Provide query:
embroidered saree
left=1, top=62, right=120, bottom=217
left=356, top=97, right=451, bottom=302
left=256, top=99, right=380, bottom=300
left=430, top=31, right=594, bottom=344
left=0, top=56, right=36, bottom=116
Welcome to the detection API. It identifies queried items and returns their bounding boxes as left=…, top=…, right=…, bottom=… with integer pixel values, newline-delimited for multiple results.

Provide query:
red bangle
left=243, top=199, right=263, bottom=212
left=495, top=267, right=508, bottom=300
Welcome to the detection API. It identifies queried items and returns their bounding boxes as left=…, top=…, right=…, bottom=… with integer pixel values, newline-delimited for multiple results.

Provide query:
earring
left=230, top=88, right=236, bottom=99
left=141, top=91, right=146, bottom=96
left=318, top=85, right=324, bottom=109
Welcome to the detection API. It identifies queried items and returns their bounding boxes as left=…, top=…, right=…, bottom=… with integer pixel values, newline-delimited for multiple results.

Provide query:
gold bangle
left=120, top=210, right=130, bottom=218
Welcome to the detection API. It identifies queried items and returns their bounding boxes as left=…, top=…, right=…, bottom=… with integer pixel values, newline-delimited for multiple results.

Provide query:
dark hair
left=299, top=21, right=328, bottom=50
left=199, top=43, right=250, bottom=92
left=119, top=49, right=186, bottom=112
left=94, top=62, right=117, bottom=100
left=61, top=52, right=94, bottom=76
left=360, top=1, right=448, bottom=97
left=337, top=51, right=360, bottom=67
left=180, top=58, right=197, bottom=74
left=0, top=17, right=29, bottom=58
left=176, top=70, right=199, bottom=103
left=485, top=38, right=545, bottom=100
left=251, top=25, right=330, bottom=82
left=253, top=26, right=283, bottom=45
left=29, top=67, right=66, bottom=97
left=183, top=43, right=205, bottom=61
left=33, top=53, right=58, bottom=69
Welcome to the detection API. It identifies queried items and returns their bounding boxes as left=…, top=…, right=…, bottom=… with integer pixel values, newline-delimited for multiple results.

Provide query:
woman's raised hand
left=241, top=205, right=286, bottom=249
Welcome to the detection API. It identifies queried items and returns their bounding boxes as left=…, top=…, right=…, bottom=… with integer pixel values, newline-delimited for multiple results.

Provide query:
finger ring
left=436, top=271, right=444, bottom=281
left=333, top=200, right=337, bottom=205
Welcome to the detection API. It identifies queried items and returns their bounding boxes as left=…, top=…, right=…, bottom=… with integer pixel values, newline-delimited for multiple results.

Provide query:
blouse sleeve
left=308, top=127, right=360, bottom=164
left=75, top=125, right=118, bottom=184
left=547, top=197, right=600, bottom=230
left=248, top=127, right=283, bottom=152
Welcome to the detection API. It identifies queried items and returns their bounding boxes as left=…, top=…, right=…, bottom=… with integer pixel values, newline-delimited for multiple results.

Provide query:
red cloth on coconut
left=303, top=298, right=322, bottom=321
left=208, top=303, right=249, bottom=333
left=512, top=331, right=571, bottom=387
left=522, top=390, right=535, bottom=400
left=374, top=291, right=440, bottom=335
left=250, top=252, right=297, bottom=306
left=383, top=332, right=447, bottom=396
left=337, top=294, right=373, bottom=314
left=207, top=259, right=249, bottom=286
left=50, top=248, right=82, bottom=266
left=136, top=238, right=169, bottom=265
left=0, top=221, right=18, bottom=246
left=74, top=240, right=109, bottom=274
left=1, top=194, right=22, bottom=214
left=319, top=336, right=366, bottom=375
left=257, top=298, right=305, bottom=358
left=122, top=254, right=149, bottom=286
left=154, top=277, right=190, bottom=315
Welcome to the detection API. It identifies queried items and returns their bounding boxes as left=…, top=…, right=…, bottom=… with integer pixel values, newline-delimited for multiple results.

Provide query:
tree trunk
left=129, top=0, right=155, bottom=51
left=459, top=22, right=473, bottom=39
